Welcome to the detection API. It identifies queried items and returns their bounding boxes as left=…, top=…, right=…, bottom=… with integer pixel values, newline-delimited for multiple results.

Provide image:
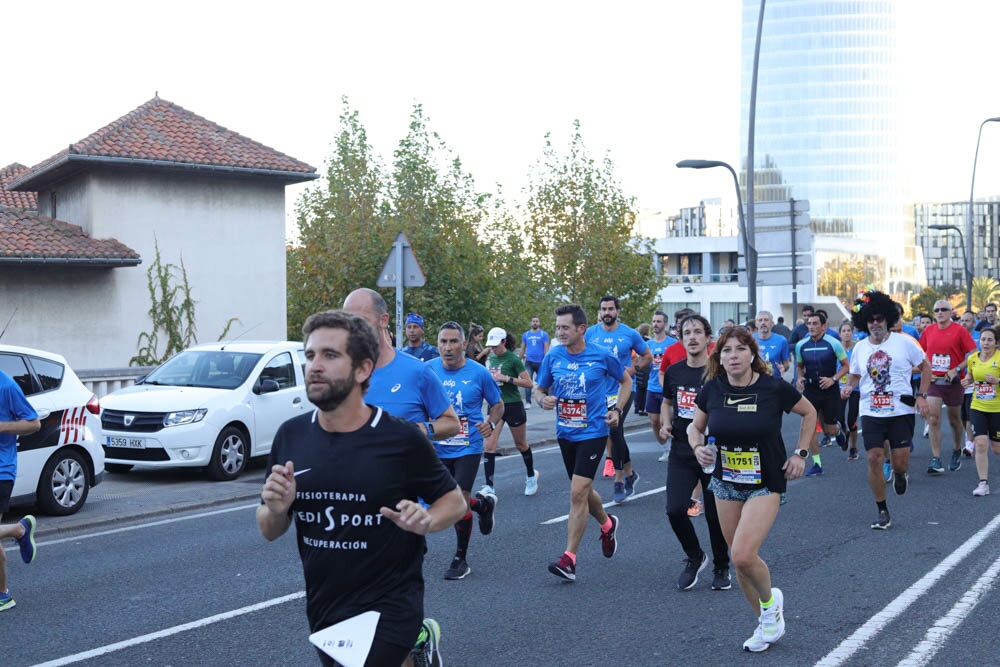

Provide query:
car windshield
left=143, top=351, right=263, bottom=389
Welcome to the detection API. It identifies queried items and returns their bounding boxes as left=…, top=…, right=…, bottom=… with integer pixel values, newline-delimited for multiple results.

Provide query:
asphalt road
left=6, top=414, right=1000, bottom=666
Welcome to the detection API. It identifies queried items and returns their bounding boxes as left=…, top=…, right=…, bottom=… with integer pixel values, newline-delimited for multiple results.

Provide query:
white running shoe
left=742, top=621, right=770, bottom=652
left=658, top=451, right=668, bottom=462
left=478, top=484, right=495, bottom=498
left=965, top=440, right=976, bottom=456
left=525, top=470, right=539, bottom=496
left=759, top=587, right=786, bottom=644
left=973, top=480, right=990, bottom=497
left=923, top=423, right=930, bottom=437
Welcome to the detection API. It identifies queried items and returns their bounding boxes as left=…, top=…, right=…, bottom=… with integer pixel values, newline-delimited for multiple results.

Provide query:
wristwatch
left=917, top=392, right=928, bottom=399
left=424, top=422, right=435, bottom=438
left=795, top=448, right=809, bottom=459
left=488, top=421, right=497, bottom=432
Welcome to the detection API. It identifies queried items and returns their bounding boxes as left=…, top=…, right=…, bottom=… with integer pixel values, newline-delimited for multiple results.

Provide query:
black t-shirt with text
left=663, top=361, right=707, bottom=458
left=694, top=373, right=802, bottom=493
left=267, top=406, right=457, bottom=648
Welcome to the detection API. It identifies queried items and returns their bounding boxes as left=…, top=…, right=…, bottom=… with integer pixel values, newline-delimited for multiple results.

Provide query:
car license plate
left=106, top=436, right=146, bottom=449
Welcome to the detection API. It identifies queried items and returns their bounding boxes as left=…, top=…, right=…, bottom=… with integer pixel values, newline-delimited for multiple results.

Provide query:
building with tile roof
left=0, top=163, right=37, bottom=211
left=1, top=96, right=317, bottom=370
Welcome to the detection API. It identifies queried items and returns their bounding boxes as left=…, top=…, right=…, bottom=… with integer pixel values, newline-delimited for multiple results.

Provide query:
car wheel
left=105, top=463, right=134, bottom=474
left=37, top=449, right=90, bottom=516
left=207, top=426, right=248, bottom=481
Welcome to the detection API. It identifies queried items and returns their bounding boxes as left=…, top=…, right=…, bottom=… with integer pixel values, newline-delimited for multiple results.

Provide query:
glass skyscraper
left=740, top=0, right=920, bottom=290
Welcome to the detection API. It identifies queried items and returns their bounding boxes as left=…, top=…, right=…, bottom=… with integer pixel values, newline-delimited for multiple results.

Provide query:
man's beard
left=308, top=376, right=355, bottom=411
left=602, top=314, right=617, bottom=325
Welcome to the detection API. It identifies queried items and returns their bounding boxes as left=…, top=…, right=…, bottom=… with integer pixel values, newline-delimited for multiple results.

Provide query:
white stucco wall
left=7, top=168, right=289, bottom=369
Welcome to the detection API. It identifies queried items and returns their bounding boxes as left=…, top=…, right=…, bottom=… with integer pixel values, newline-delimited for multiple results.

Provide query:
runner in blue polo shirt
left=754, top=310, right=790, bottom=379
left=584, top=296, right=652, bottom=502
left=427, top=322, right=504, bottom=581
left=536, top=303, right=631, bottom=581
left=645, top=310, right=676, bottom=460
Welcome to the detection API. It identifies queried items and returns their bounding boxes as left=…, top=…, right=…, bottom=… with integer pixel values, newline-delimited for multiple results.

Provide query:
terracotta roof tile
left=0, top=163, right=37, bottom=210
left=12, top=96, right=317, bottom=189
left=0, top=205, right=140, bottom=266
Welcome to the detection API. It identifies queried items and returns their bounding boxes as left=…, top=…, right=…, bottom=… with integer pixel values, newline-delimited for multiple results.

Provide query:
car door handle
left=293, top=397, right=302, bottom=405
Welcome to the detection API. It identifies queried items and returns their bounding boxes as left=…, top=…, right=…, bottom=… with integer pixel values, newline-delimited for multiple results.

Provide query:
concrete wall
left=5, top=169, right=289, bottom=369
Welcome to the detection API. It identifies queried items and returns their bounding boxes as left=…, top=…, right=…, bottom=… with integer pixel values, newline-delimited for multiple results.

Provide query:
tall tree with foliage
left=385, top=105, right=496, bottom=333
left=523, top=121, right=663, bottom=325
left=287, top=99, right=391, bottom=337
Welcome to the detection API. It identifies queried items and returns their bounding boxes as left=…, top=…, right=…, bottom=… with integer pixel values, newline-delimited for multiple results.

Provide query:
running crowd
left=252, top=287, right=1000, bottom=665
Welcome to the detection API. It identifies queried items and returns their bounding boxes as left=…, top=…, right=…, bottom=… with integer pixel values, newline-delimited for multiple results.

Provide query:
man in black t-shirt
left=660, top=314, right=731, bottom=592
left=258, top=310, right=466, bottom=667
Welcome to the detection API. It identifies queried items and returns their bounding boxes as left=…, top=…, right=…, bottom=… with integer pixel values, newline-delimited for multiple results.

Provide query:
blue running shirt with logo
left=426, top=359, right=502, bottom=458
left=585, top=323, right=648, bottom=370
left=521, top=329, right=550, bottom=363
left=646, top=335, right=676, bottom=394
left=755, top=333, right=790, bottom=378
left=535, top=344, right=625, bottom=442
left=365, top=351, right=451, bottom=424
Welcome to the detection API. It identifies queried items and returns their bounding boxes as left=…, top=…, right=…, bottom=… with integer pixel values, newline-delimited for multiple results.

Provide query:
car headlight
left=163, top=409, right=208, bottom=427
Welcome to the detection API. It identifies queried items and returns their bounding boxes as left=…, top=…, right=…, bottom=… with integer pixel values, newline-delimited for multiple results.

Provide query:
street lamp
left=967, top=116, right=1000, bottom=311
left=928, top=224, right=970, bottom=306
left=676, top=159, right=757, bottom=318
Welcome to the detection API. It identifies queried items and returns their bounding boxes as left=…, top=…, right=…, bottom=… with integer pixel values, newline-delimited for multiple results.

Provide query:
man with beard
left=519, top=316, right=550, bottom=408
left=795, top=310, right=850, bottom=475
left=660, top=314, right=731, bottom=591
left=343, top=288, right=459, bottom=441
left=585, top=296, right=651, bottom=502
left=840, top=291, right=931, bottom=530
left=258, top=310, right=466, bottom=667
left=427, top=322, right=504, bottom=580
left=645, top=311, right=677, bottom=461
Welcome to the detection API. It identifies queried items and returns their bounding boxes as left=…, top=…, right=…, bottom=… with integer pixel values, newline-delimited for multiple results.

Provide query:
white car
left=100, top=341, right=307, bottom=481
left=2, top=344, right=105, bottom=515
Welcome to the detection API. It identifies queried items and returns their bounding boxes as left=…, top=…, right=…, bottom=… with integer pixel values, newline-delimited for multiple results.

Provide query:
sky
left=4, top=1, right=1000, bottom=239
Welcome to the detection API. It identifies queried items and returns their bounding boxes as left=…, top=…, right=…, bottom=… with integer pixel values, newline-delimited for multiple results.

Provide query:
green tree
left=385, top=104, right=496, bottom=333
left=956, top=276, right=1000, bottom=313
left=816, top=254, right=883, bottom=311
left=287, top=99, right=391, bottom=338
left=523, top=121, right=663, bottom=325
left=910, top=285, right=945, bottom=317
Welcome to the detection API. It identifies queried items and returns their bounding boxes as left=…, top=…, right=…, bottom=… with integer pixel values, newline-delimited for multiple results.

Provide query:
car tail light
left=86, top=394, right=101, bottom=415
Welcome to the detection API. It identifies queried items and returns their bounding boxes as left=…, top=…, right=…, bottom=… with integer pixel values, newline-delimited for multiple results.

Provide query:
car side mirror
left=254, top=378, right=281, bottom=395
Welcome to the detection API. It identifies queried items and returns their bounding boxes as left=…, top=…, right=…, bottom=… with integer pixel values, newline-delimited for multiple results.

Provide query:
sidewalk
left=27, top=404, right=653, bottom=537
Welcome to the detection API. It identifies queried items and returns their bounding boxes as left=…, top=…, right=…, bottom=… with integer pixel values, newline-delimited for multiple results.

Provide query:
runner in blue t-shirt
left=536, top=304, right=631, bottom=581
left=795, top=311, right=849, bottom=476
left=645, top=311, right=676, bottom=459
left=398, top=312, right=440, bottom=362
left=754, top=310, right=791, bottom=380
left=519, top=316, right=550, bottom=406
left=584, top=296, right=651, bottom=502
left=343, top=289, right=459, bottom=440
left=427, top=323, right=504, bottom=581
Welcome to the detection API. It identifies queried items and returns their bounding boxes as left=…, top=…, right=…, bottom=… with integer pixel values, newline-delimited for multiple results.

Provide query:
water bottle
left=702, top=436, right=718, bottom=474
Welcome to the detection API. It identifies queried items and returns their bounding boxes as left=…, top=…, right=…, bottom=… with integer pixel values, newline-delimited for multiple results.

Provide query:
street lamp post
left=928, top=224, right=970, bottom=306
left=677, top=159, right=757, bottom=318
left=967, top=116, right=1000, bottom=311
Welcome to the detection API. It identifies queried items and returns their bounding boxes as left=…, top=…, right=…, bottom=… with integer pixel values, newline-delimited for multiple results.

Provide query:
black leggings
left=610, top=393, right=635, bottom=470
left=665, top=453, right=730, bottom=569
left=838, top=392, right=859, bottom=433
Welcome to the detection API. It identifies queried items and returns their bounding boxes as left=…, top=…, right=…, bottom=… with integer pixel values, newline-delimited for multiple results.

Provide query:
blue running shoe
left=883, top=462, right=893, bottom=482
left=836, top=431, right=848, bottom=451
left=16, top=515, right=36, bottom=564
left=624, top=472, right=640, bottom=498
left=0, top=590, right=14, bottom=611
left=804, top=463, right=823, bottom=477
left=613, top=482, right=626, bottom=503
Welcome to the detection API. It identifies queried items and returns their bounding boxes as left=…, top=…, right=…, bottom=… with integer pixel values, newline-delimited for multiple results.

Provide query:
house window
left=50, top=191, right=57, bottom=219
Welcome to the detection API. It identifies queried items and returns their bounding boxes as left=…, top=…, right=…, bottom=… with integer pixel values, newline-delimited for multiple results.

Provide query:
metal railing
left=77, top=367, right=155, bottom=398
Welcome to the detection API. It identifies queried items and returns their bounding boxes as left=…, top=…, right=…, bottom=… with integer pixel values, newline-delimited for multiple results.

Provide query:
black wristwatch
left=917, top=392, right=928, bottom=399
left=609, top=406, right=622, bottom=415
left=795, top=448, right=809, bottom=459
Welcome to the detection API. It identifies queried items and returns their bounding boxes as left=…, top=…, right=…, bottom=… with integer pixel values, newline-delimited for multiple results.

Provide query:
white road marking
left=814, top=511, right=1000, bottom=667
left=540, top=486, right=666, bottom=524
left=32, top=591, right=305, bottom=666
left=895, top=550, right=1000, bottom=667
left=3, top=504, right=259, bottom=555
